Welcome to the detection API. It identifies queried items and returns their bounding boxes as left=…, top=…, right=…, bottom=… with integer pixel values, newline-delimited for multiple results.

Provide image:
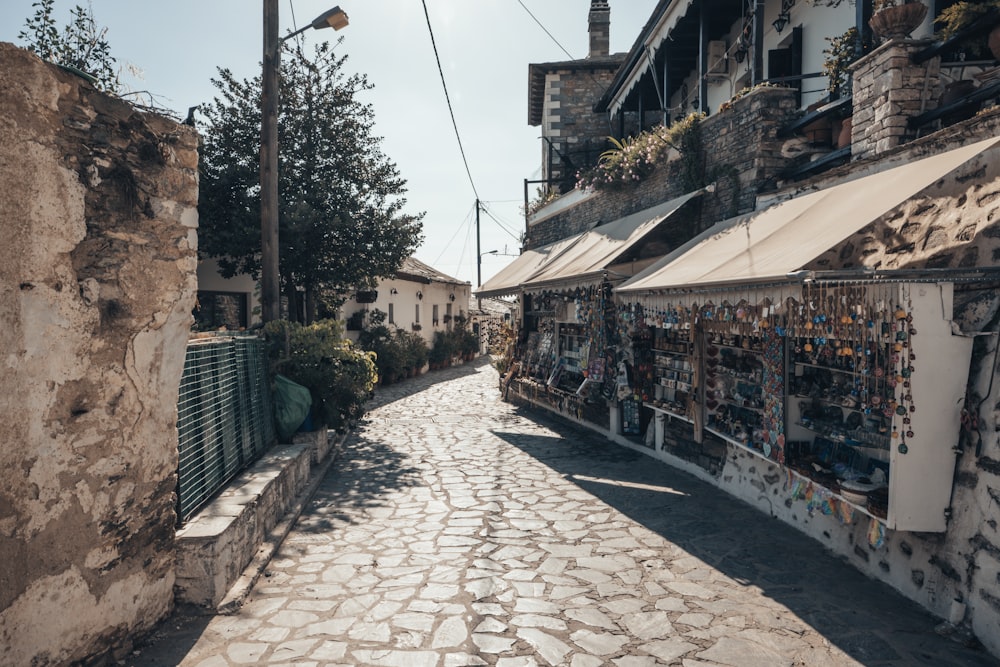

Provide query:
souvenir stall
left=621, top=276, right=973, bottom=533
left=484, top=193, right=710, bottom=433
left=510, top=283, right=613, bottom=428
left=610, top=140, right=1000, bottom=532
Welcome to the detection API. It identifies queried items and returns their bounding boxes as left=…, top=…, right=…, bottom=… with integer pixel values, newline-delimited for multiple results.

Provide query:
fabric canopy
left=617, top=136, right=1000, bottom=294
left=476, top=189, right=702, bottom=298
left=522, top=190, right=703, bottom=290
left=476, top=234, right=583, bottom=298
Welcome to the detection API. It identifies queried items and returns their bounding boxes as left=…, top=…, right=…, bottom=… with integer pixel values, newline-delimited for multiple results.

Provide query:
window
left=415, top=304, right=420, bottom=323
left=388, top=303, right=395, bottom=324
left=433, top=304, right=440, bottom=326
left=194, top=291, right=248, bottom=330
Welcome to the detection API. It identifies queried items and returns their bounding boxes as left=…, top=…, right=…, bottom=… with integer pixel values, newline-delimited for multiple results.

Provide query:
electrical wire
left=515, top=0, right=575, bottom=60
left=480, top=202, right=522, bottom=241
left=433, top=202, right=478, bottom=267
left=420, top=0, right=480, bottom=201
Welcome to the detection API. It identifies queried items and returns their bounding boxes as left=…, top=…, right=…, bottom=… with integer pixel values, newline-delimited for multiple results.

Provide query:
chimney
left=589, top=0, right=610, bottom=58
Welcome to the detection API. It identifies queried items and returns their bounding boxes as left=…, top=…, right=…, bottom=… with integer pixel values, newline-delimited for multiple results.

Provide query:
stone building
left=483, top=0, right=1000, bottom=656
left=528, top=1, right=629, bottom=199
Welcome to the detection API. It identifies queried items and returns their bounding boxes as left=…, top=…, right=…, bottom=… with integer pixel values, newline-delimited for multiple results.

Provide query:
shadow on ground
left=367, top=357, right=489, bottom=411
left=129, top=614, right=212, bottom=667
left=493, top=405, right=994, bottom=667
left=292, top=432, right=426, bottom=535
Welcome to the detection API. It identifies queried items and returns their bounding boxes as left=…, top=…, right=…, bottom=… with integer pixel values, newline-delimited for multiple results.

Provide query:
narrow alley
left=133, top=360, right=995, bottom=667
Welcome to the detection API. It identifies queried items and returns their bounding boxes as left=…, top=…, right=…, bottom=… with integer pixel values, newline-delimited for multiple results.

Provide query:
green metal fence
left=176, top=334, right=276, bottom=522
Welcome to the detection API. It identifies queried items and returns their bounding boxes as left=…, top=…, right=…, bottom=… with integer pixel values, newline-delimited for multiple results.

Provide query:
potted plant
left=870, top=0, right=928, bottom=41
left=823, top=27, right=868, bottom=99
left=935, top=1, right=1000, bottom=61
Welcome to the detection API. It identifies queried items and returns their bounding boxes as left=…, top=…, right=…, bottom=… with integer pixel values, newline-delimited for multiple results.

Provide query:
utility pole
left=476, top=199, right=482, bottom=311
left=260, top=0, right=281, bottom=322
left=476, top=199, right=482, bottom=288
left=259, top=4, right=348, bottom=323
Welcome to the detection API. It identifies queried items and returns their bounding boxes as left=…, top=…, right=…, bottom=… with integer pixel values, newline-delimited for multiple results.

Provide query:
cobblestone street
left=133, top=359, right=995, bottom=666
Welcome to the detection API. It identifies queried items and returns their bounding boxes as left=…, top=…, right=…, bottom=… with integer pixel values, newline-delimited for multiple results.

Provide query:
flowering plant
left=575, top=113, right=705, bottom=191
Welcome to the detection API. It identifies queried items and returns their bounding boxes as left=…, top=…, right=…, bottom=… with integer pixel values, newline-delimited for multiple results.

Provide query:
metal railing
left=176, top=333, right=276, bottom=522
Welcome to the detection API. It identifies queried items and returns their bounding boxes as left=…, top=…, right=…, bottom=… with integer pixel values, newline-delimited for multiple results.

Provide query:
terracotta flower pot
left=869, top=3, right=928, bottom=41
left=835, top=116, right=853, bottom=149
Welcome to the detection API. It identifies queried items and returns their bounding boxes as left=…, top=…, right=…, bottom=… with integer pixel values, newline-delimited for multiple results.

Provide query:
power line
left=480, top=202, right=521, bottom=241
left=515, top=0, right=575, bottom=60
left=420, top=0, right=480, bottom=201
left=433, top=201, right=478, bottom=267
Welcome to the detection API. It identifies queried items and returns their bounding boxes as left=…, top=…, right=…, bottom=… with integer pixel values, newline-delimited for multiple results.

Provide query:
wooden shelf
left=791, top=394, right=866, bottom=416
left=713, top=342, right=764, bottom=354
left=652, top=347, right=692, bottom=356
left=647, top=403, right=694, bottom=424
left=794, top=422, right=890, bottom=451
left=719, top=401, right=764, bottom=414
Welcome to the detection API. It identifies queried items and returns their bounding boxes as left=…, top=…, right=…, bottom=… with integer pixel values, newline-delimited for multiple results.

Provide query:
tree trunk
left=305, top=285, right=317, bottom=324
left=284, top=280, right=300, bottom=323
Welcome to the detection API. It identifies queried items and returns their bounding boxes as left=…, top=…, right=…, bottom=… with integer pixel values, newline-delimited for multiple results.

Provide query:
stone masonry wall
left=541, top=64, right=620, bottom=190
left=851, top=39, right=941, bottom=161
left=526, top=87, right=800, bottom=250
left=0, top=43, right=198, bottom=666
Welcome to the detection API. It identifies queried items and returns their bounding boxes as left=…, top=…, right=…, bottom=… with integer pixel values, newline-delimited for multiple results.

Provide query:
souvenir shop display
left=704, top=334, right=766, bottom=448
left=651, top=327, right=696, bottom=420
left=512, top=279, right=970, bottom=531
left=553, top=323, right=589, bottom=392
left=637, top=282, right=973, bottom=531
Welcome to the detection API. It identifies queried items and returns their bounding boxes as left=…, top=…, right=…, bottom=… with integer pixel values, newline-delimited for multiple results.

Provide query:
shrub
left=356, top=309, right=429, bottom=382
left=263, top=318, right=377, bottom=430
left=429, top=330, right=456, bottom=365
left=936, top=1, right=1000, bottom=60
left=453, top=314, right=479, bottom=357
left=396, top=329, right=429, bottom=372
left=822, top=28, right=870, bottom=98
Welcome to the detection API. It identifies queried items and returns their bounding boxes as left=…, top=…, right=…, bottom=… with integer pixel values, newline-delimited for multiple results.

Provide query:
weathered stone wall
left=851, top=39, right=941, bottom=161
left=539, top=63, right=621, bottom=190
left=526, top=87, right=800, bottom=250
left=808, top=115, right=1000, bottom=655
left=0, top=43, right=198, bottom=665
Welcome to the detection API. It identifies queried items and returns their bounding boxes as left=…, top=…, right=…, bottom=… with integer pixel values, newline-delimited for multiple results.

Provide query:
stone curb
left=216, top=428, right=349, bottom=615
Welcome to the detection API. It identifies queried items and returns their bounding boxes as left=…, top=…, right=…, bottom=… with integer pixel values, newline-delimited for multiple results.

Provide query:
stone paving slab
left=132, top=359, right=996, bottom=666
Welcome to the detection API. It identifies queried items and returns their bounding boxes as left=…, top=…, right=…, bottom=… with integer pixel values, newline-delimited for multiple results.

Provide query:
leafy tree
left=198, top=40, right=424, bottom=323
left=18, top=0, right=120, bottom=92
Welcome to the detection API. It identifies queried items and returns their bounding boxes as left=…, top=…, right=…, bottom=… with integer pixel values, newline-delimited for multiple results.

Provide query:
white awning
left=521, top=189, right=703, bottom=290
left=476, top=234, right=583, bottom=299
left=617, top=136, right=1000, bottom=294
left=476, top=189, right=703, bottom=298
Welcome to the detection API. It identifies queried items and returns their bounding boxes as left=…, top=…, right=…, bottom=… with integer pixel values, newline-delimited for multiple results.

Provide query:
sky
left=0, top=0, right=659, bottom=287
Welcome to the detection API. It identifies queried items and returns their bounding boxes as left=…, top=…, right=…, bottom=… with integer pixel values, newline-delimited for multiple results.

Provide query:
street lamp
left=260, top=3, right=349, bottom=322
left=478, top=250, right=498, bottom=289
left=477, top=249, right=497, bottom=310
